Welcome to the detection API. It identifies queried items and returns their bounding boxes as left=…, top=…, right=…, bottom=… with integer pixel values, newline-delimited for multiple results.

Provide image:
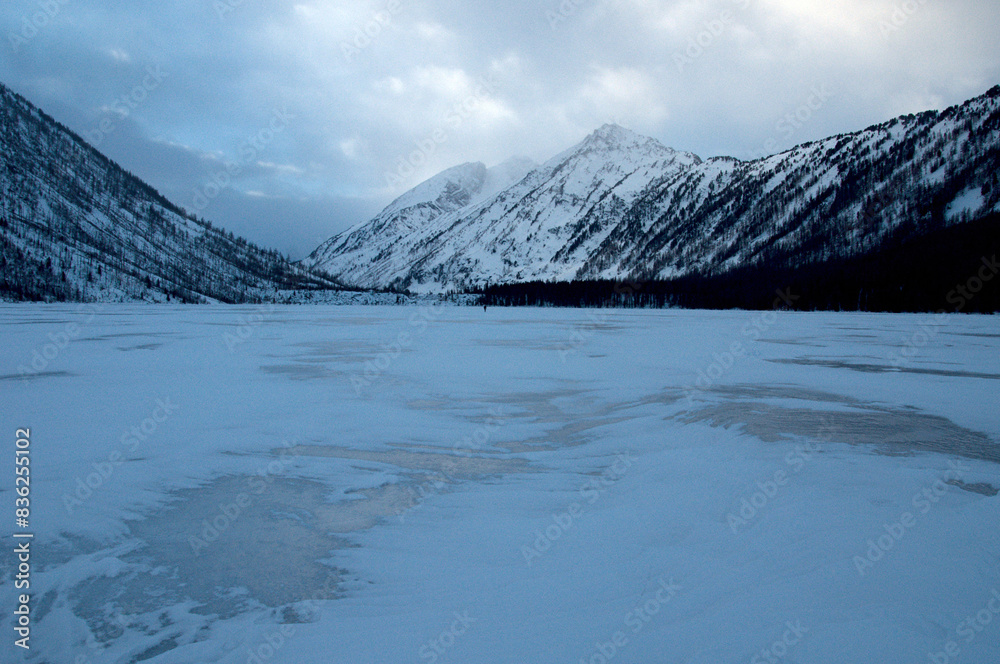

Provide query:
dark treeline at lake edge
left=474, top=212, right=1000, bottom=313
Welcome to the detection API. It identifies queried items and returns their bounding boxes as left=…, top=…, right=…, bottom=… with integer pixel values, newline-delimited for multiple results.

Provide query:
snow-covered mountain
left=307, top=87, right=1000, bottom=293
left=306, top=156, right=536, bottom=287
left=0, top=82, right=338, bottom=302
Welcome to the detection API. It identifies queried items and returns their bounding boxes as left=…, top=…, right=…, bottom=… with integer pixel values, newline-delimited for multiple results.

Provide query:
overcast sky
left=2, top=0, right=998, bottom=258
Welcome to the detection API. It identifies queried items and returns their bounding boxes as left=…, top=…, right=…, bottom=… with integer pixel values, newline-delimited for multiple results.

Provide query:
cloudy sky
left=2, top=0, right=998, bottom=258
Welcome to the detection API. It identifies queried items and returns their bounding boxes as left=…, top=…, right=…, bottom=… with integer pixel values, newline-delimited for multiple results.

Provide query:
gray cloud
left=2, top=0, right=998, bottom=258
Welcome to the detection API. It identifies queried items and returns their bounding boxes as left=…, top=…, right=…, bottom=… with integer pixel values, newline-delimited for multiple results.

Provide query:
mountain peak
left=483, top=156, right=537, bottom=196
left=583, top=123, right=648, bottom=148
left=382, top=161, right=487, bottom=216
left=592, top=122, right=631, bottom=138
left=491, top=155, right=537, bottom=173
left=542, top=123, right=687, bottom=170
left=306, top=84, right=1000, bottom=293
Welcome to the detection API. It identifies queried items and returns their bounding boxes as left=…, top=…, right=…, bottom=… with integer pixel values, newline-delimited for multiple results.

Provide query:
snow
left=946, top=186, right=986, bottom=222
left=306, top=124, right=701, bottom=291
left=382, top=162, right=489, bottom=218
left=1, top=84, right=331, bottom=304
left=480, top=156, right=537, bottom=201
left=2, top=305, right=999, bottom=663
left=301, top=89, right=1000, bottom=294
left=305, top=157, right=538, bottom=278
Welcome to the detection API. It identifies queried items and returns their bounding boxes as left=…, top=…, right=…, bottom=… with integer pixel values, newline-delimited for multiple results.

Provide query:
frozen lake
left=2, top=304, right=999, bottom=664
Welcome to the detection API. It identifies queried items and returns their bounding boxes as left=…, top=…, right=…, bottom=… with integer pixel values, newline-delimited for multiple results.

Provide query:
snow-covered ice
left=1, top=304, right=999, bottom=663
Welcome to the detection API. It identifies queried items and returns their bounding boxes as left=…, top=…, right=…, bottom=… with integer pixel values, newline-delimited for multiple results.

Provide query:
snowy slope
left=0, top=82, right=338, bottom=302
left=305, top=125, right=698, bottom=291
left=308, top=87, right=1000, bottom=292
left=306, top=157, right=536, bottom=287
left=3, top=305, right=998, bottom=663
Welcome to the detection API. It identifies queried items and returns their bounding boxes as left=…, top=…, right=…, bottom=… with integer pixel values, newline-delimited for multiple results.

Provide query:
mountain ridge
left=305, top=122, right=702, bottom=290
left=306, top=86, right=1000, bottom=293
left=3, top=79, right=998, bottom=305
left=0, top=81, right=340, bottom=302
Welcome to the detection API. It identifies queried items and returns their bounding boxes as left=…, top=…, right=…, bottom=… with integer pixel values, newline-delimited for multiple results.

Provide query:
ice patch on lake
left=2, top=305, right=999, bottom=664
left=680, top=383, right=1000, bottom=463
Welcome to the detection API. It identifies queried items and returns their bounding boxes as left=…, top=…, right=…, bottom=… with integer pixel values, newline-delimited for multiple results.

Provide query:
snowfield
left=1, top=304, right=999, bottom=664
